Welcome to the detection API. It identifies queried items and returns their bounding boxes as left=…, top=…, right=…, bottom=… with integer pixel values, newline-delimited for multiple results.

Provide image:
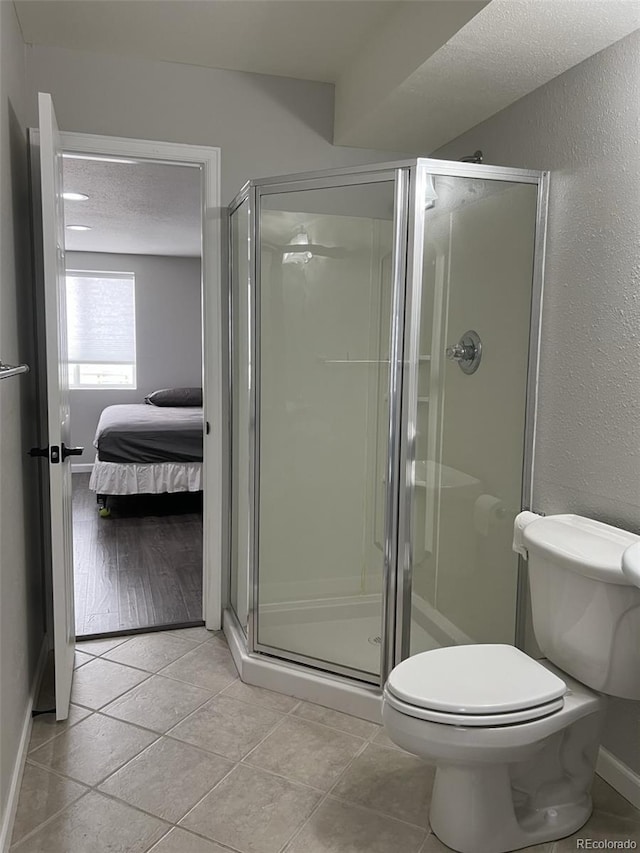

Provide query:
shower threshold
left=223, top=592, right=463, bottom=723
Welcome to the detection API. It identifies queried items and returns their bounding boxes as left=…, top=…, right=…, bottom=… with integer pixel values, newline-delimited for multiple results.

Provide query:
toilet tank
left=516, top=514, right=640, bottom=700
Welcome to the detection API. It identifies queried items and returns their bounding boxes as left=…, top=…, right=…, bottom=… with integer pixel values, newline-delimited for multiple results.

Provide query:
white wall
left=25, top=45, right=409, bottom=204
left=66, top=252, right=202, bottom=464
left=0, top=2, right=45, bottom=845
left=434, top=31, right=640, bottom=776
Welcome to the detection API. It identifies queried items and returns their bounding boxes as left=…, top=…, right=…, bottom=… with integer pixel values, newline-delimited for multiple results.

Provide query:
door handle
left=61, top=443, right=84, bottom=461
left=29, top=445, right=60, bottom=463
left=29, top=446, right=50, bottom=458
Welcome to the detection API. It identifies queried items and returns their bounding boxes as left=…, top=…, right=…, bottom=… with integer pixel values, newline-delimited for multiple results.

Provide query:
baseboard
left=0, top=639, right=49, bottom=853
left=71, top=463, right=94, bottom=473
left=597, top=746, right=640, bottom=809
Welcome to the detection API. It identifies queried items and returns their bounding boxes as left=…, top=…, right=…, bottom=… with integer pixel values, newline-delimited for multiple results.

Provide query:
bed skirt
left=89, top=460, right=202, bottom=495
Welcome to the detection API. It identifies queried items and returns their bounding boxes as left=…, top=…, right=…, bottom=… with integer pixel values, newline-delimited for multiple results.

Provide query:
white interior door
left=39, top=92, right=76, bottom=720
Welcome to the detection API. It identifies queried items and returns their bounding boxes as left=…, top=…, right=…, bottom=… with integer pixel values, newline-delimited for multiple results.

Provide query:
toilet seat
left=384, top=685, right=565, bottom=726
left=386, top=644, right=567, bottom=726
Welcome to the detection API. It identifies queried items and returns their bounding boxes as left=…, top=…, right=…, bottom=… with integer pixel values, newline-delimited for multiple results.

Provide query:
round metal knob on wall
left=445, top=330, right=482, bottom=374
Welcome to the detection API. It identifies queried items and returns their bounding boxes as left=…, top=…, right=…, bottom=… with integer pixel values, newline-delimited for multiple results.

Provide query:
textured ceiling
left=23, top=0, right=639, bottom=162
left=14, top=0, right=405, bottom=83
left=63, top=157, right=202, bottom=257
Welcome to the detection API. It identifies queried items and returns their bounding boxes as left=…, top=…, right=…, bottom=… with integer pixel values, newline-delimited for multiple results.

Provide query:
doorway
left=57, top=131, right=222, bottom=639
left=63, top=154, right=204, bottom=634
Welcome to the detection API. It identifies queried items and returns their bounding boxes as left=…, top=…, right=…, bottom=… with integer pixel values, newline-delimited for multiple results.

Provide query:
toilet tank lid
left=523, top=514, right=639, bottom=586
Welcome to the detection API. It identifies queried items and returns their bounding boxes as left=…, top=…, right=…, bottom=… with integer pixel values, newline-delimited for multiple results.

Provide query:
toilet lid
left=383, top=686, right=565, bottom=726
left=386, top=645, right=566, bottom=715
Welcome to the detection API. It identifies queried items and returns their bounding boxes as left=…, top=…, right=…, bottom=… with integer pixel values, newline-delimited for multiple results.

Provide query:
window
left=66, top=270, right=136, bottom=389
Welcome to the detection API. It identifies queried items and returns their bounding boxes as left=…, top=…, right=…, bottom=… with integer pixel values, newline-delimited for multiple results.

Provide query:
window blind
left=66, top=271, right=135, bottom=364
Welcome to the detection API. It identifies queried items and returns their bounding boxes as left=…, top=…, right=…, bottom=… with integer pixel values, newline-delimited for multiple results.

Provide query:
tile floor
left=11, top=628, right=640, bottom=853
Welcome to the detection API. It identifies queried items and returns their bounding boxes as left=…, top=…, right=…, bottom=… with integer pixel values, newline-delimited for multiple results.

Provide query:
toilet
left=382, top=513, right=640, bottom=853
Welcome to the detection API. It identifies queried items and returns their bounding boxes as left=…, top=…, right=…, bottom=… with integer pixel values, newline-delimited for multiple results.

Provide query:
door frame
left=58, top=131, right=223, bottom=630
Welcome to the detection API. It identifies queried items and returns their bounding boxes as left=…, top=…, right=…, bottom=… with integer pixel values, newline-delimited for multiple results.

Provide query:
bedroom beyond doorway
left=63, top=152, right=206, bottom=638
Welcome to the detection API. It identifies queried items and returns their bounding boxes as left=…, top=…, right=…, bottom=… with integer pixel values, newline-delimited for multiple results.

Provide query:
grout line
left=97, top=639, right=219, bottom=676
left=8, top=789, right=94, bottom=850
left=26, top=707, right=94, bottom=754
left=102, top=684, right=222, bottom=735
left=277, top=732, right=431, bottom=853
left=145, top=824, right=243, bottom=853
left=162, top=694, right=286, bottom=745
left=234, top=755, right=329, bottom=797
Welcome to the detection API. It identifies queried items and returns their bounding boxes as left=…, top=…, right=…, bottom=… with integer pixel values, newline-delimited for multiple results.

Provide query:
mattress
left=93, top=403, right=203, bottom=463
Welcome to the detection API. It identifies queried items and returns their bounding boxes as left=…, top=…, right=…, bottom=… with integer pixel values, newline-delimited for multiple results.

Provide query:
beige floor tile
left=74, top=650, right=93, bottom=670
left=201, top=632, right=230, bottom=651
left=158, top=644, right=238, bottom=693
left=28, top=713, right=157, bottom=785
left=331, top=742, right=434, bottom=828
left=371, top=727, right=406, bottom=751
left=10, top=791, right=166, bottom=853
left=293, top=702, right=379, bottom=740
left=418, top=829, right=554, bottom=852
left=28, top=705, right=92, bottom=753
left=592, top=775, right=640, bottom=823
left=180, top=764, right=320, bottom=853
left=75, top=636, right=129, bottom=656
left=166, top=627, right=217, bottom=644
left=245, top=717, right=365, bottom=791
left=103, top=674, right=213, bottom=733
left=169, top=694, right=283, bottom=761
left=148, top=827, right=230, bottom=853
left=102, top=633, right=196, bottom=672
left=284, top=796, right=425, bottom=853
left=553, top=810, right=640, bottom=851
left=10, top=764, right=88, bottom=846
left=99, top=737, right=233, bottom=823
left=221, top=680, right=300, bottom=713
left=70, top=657, right=149, bottom=709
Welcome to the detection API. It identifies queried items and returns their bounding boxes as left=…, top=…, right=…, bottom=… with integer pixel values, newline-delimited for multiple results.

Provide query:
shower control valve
left=446, top=343, right=475, bottom=361
left=445, top=330, right=482, bottom=375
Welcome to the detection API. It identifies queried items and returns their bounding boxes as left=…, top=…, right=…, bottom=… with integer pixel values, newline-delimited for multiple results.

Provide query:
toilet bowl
left=382, top=514, right=640, bottom=853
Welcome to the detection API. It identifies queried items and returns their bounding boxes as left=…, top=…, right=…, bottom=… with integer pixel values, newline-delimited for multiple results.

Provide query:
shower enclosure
left=227, top=158, right=548, bottom=713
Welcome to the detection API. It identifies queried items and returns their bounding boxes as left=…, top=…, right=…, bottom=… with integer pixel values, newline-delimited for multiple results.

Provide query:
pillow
left=145, top=387, right=202, bottom=407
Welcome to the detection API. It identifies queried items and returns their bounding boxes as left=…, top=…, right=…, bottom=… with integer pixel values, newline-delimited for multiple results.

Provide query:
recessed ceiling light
left=63, top=192, right=89, bottom=201
left=66, top=225, right=92, bottom=231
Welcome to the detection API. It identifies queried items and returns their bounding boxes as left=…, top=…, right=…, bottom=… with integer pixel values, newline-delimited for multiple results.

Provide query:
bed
left=88, top=402, right=204, bottom=512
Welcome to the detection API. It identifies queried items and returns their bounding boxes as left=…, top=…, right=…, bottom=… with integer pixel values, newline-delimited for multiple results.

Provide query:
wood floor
left=72, top=473, right=203, bottom=637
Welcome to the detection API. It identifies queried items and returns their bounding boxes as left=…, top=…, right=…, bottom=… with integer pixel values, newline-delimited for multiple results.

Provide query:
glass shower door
left=405, top=167, right=540, bottom=656
left=254, top=176, right=401, bottom=681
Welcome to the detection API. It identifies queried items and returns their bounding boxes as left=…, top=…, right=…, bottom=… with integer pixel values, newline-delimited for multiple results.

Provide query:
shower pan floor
left=260, top=608, right=441, bottom=676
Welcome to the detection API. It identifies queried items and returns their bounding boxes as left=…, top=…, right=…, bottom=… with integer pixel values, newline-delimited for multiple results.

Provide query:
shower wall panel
left=410, top=178, right=538, bottom=653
